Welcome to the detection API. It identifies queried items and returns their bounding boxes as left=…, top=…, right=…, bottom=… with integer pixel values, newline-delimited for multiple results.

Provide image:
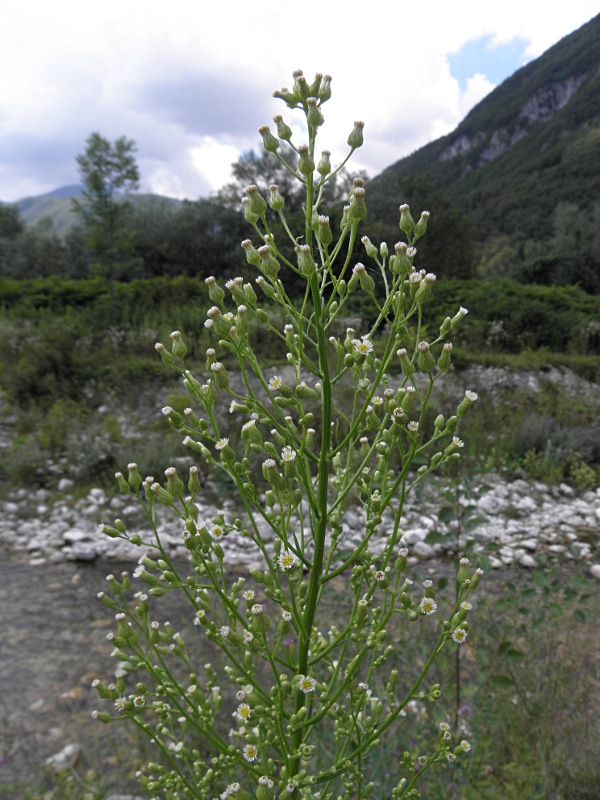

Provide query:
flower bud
left=210, top=361, right=230, bottom=390
left=308, top=72, right=323, bottom=97
left=188, top=465, right=201, bottom=495
left=268, top=184, right=285, bottom=212
left=151, top=482, right=174, bottom=506
left=457, top=390, right=478, bottom=417
left=245, top=185, right=267, bottom=219
left=417, top=341, right=436, bottom=373
left=389, top=241, right=413, bottom=276
left=259, top=125, right=279, bottom=153
left=347, top=121, right=365, bottom=150
left=273, top=87, right=299, bottom=108
left=307, top=97, right=324, bottom=129
left=437, top=342, right=453, bottom=372
left=415, top=272, right=437, bottom=304
left=317, top=150, right=331, bottom=177
left=315, top=215, right=333, bottom=247
left=241, top=419, right=263, bottom=448
left=170, top=330, right=187, bottom=359
left=257, top=245, right=280, bottom=278
left=273, top=114, right=293, bottom=141
left=413, top=210, right=430, bottom=239
left=292, top=69, right=309, bottom=102
left=318, top=74, right=332, bottom=103
left=241, top=239, right=261, bottom=267
left=241, top=196, right=258, bottom=224
left=396, top=348, right=414, bottom=378
left=297, top=145, right=315, bottom=178
left=399, top=204, right=415, bottom=236
left=205, top=276, right=225, bottom=305
left=164, top=466, right=185, bottom=498
left=348, top=187, right=367, bottom=222
left=154, top=342, right=174, bottom=367
left=361, top=236, right=378, bottom=259
left=295, top=244, right=315, bottom=278
left=349, top=262, right=374, bottom=294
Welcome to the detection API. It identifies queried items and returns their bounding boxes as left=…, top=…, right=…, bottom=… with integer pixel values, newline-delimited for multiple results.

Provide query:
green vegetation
left=1, top=273, right=598, bottom=496
left=366, top=14, right=600, bottom=293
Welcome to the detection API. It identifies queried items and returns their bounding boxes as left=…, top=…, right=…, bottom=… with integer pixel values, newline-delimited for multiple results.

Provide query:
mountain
left=366, top=13, right=600, bottom=290
left=14, top=186, right=180, bottom=235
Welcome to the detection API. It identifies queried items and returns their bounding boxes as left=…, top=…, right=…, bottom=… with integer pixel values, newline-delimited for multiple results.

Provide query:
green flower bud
left=349, top=262, right=374, bottom=294
left=307, top=97, right=324, bottom=128
left=242, top=196, right=259, bottom=224
left=273, top=87, right=299, bottom=108
left=151, top=482, right=174, bottom=507
left=164, top=466, right=185, bottom=497
left=188, top=465, right=201, bottom=495
left=292, top=69, right=309, bottom=102
left=297, top=145, right=315, bottom=177
left=438, top=342, right=453, bottom=371
left=340, top=204, right=350, bottom=230
left=273, top=114, right=293, bottom=141
left=242, top=282, right=257, bottom=306
left=439, top=316, right=453, bottom=337
left=316, top=215, right=333, bottom=247
left=457, top=557, right=471, bottom=585
left=413, top=210, right=430, bottom=239
left=308, top=72, right=323, bottom=97
left=241, top=419, right=263, bottom=448
left=295, top=244, right=315, bottom=277
left=92, top=711, right=113, bottom=724
left=259, top=125, right=279, bottom=153
left=399, top=204, right=415, bottom=236
left=347, top=120, right=365, bottom=150
left=415, top=272, right=436, bottom=304
left=348, top=187, right=367, bottom=222
left=245, top=185, right=267, bottom=218
left=417, top=341, right=436, bottom=373
left=268, top=184, right=285, bottom=212
left=170, top=330, right=187, bottom=359
left=457, top=389, right=478, bottom=417
left=317, top=150, right=331, bottom=176
left=257, top=245, right=280, bottom=278
left=241, top=239, right=261, bottom=267
left=154, top=341, right=174, bottom=367
left=205, top=276, right=225, bottom=304
left=114, top=471, right=130, bottom=493
left=361, top=235, right=378, bottom=258
left=318, top=74, right=332, bottom=103
left=396, top=348, right=415, bottom=378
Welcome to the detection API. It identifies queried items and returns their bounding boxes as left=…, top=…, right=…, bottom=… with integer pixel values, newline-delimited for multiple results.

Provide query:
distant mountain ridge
left=367, top=13, right=600, bottom=244
left=11, top=185, right=180, bottom=235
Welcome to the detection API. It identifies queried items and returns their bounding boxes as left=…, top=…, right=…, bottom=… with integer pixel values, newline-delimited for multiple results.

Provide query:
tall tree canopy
left=73, top=133, right=140, bottom=282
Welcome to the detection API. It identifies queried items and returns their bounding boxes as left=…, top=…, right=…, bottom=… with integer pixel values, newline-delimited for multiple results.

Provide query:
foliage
left=366, top=15, right=600, bottom=294
left=72, top=132, right=140, bottom=282
left=92, top=70, right=482, bottom=800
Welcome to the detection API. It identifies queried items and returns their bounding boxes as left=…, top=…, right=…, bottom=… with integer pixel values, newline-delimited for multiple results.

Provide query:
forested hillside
left=366, top=13, right=600, bottom=292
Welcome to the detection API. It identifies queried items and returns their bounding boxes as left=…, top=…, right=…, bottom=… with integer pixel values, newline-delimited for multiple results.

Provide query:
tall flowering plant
left=94, top=71, right=481, bottom=800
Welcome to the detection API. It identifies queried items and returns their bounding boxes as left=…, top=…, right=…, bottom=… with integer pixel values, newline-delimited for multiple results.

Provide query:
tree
left=73, top=133, right=140, bottom=284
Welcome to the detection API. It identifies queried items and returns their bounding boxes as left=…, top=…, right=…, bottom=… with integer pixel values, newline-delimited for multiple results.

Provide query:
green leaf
left=438, top=506, right=456, bottom=524
left=425, top=530, right=447, bottom=544
left=492, top=673, right=515, bottom=687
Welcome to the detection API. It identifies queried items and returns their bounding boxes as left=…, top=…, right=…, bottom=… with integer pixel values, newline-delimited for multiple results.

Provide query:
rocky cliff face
left=439, top=74, right=590, bottom=168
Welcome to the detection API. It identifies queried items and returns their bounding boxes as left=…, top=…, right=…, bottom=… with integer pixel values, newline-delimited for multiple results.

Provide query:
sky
left=1, top=0, right=598, bottom=203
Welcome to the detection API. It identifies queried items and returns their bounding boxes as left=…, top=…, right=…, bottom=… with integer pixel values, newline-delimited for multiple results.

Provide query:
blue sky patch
left=449, top=34, right=531, bottom=91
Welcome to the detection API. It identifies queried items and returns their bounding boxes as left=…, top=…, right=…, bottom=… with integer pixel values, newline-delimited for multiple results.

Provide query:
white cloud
left=0, top=0, right=597, bottom=201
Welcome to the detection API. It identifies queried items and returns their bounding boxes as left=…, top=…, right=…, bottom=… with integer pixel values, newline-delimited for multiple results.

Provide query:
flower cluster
left=93, top=69, right=481, bottom=800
